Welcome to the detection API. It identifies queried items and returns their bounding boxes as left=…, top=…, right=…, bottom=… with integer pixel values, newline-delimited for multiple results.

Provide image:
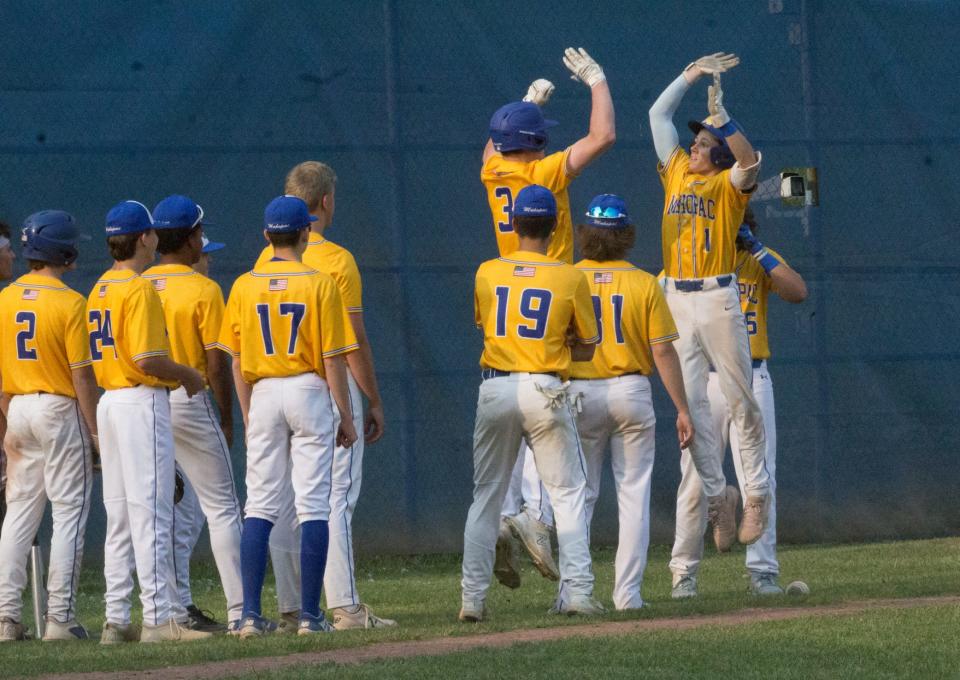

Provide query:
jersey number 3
left=495, top=187, right=513, bottom=233
left=494, top=287, right=552, bottom=339
left=256, top=303, right=306, bottom=355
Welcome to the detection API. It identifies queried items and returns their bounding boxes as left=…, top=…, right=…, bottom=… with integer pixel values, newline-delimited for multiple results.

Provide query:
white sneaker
left=671, top=575, right=699, bottom=599
left=140, top=619, right=213, bottom=643
left=708, top=486, right=739, bottom=552
left=458, top=598, right=486, bottom=623
left=42, top=618, right=89, bottom=641
left=0, top=617, right=28, bottom=642
left=749, top=573, right=784, bottom=596
left=505, top=508, right=559, bottom=581
left=100, top=622, right=140, bottom=645
left=494, top=520, right=521, bottom=589
left=276, top=610, right=299, bottom=634
left=330, top=604, right=397, bottom=630
left=549, top=594, right=606, bottom=616
left=297, top=614, right=335, bottom=635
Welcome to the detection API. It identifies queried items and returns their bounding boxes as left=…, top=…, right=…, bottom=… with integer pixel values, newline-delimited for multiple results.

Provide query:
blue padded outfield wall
left=2, top=1, right=957, bottom=555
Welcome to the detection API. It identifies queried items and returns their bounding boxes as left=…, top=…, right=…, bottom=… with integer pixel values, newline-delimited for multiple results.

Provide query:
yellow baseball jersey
left=142, top=264, right=225, bottom=376
left=659, top=148, right=751, bottom=279
left=255, top=233, right=363, bottom=312
left=569, top=260, right=679, bottom=379
left=0, top=273, right=91, bottom=397
left=217, top=260, right=358, bottom=383
left=481, top=148, right=575, bottom=264
left=86, top=269, right=176, bottom=390
left=734, top=248, right=787, bottom=360
left=475, top=251, right=598, bottom=377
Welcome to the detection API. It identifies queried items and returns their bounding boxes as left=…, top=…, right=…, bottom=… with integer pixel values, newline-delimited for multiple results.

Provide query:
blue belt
left=673, top=274, right=733, bottom=292
left=708, top=359, right=764, bottom=373
left=481, top=369, right=559, bottom=380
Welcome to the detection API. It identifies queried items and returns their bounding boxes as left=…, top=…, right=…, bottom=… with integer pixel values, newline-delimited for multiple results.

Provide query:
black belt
left=673, top=274, right=733, bottom=292
left=481, top=369, right=559, bottom=381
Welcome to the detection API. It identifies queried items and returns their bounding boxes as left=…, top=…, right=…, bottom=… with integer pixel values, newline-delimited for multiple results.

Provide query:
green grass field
left=4, top=537, right=959, bottom=678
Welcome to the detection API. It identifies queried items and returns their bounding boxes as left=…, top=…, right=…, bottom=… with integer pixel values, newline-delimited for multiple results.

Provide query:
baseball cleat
left=0, top=617, right=28, bottom=642
left=140, top=619, right=213, bottom=643
left=548, top=594, right=606, bottom=616
left=330, top=603, right=397, bottom=630
left=276, top=610, right=300, bottom=634
left=185, top=605, right=227, bottom=633
left=297, top=613, right=335, bottom=635
left=458, top=598, right=486, bottom=623
left=42, top=618, right=89, bottom=641
left=505, top=508, right=559, bottom=581
left=494, top=520, right=521, bottom=589
left=738, top=495, right=769, bottom=545
left=671, top=575, right=699, bottom=599
left=708, top=486, right=739, bottom=552
left=236, top=615, right=278, bottom=640
left=749, top=573, right=784, bottom=596
left=99, top=622, right=140, bottom=645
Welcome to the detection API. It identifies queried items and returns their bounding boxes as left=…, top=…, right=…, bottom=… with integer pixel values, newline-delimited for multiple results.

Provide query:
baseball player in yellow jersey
left=672, top=208, right=807, bottom=598
left=649, top=53, right=770, bottom=557
left=0, top=220, right=15, bottom=536
left=142, top=195, right=243, bottom=631
left=218, top=195, right=358, bottom=638
left=483, top=48, right=615, bottom=586
left=88, top=200, right=209, bottom=644
left=566, top=195, right=693, bottom=611
left=253, top=162, right=392, bottom=631
left=0, top=212, right=98, bottom=642
left=461, top=185, right=602, bottom=622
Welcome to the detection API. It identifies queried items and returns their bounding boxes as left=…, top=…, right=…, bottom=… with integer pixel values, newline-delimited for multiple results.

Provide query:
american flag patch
left=513, top=265, right=536, bottom=277
left=21, top=289, right=39, bottom=301
left=151, top=278, right=167, bottom=292
left=269, top=278, right=288, bottom=291
left=594, top=272, right=613, bottom=284
left=98, top=285, right=108, bottom=298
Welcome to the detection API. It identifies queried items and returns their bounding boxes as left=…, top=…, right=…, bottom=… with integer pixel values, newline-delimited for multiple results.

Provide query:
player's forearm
left=648, top=74, right=688, bottom=163
left=482, top=138, right=495, bottom=164
left=206, top=348, right=235, bottom=427
left=652, top=342, right=691, bottom=416
left=323, top=354, right=354, bottom=424
left=587, top=80, right=616, bottom=148
left=725, top=130, right=758, bottom=171
left=570, top=341, right=596, bottom=363
left=770, top=263, right=808, bottom=303
left=137, top=355, right=193, bottom=384
left=230, top=359, right=252, bottom=427
left=70, top=365, right=101, bottom=437
left=345, top=343, right=382, bottom=407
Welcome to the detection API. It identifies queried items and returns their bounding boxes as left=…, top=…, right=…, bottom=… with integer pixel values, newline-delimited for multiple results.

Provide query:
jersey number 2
left=15, top=311, right=38, bottom=360
left=494, top=287, right=552, bottom=339
left=256, top=303, right=307, bottom=355
left=591, top=294, right=625, bottom=344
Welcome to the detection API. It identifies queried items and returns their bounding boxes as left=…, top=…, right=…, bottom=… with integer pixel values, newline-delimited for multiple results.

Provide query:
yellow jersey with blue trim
left=475, top=251, right=598, bottom=377
left=658, top=147, right=751, bottom=279
left=734, top=248, right=787, bottom=360
left=255, top=233, right=363, bottom=312
left=0, top=273, right=91, bottom=397
left=570, top=260, right=679, bottom=379
left=481, top=148, right=575, bottom=264
left=217, top=259, right=358, bottom=384
left=142, top=263, right=225, bottom=376
left=86, top=269, right=176, bottom=390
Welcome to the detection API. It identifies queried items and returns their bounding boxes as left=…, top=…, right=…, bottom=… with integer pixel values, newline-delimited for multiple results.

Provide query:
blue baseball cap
left=513, top=185, right=557, bottom=218
left=105, top=200, right=154, bottom=235
left=153, top=194, right=206, bottom=230
left=201, top=236, right=225, bottom=254
left=264, top=195, right=317, bottom=233
left=585, top=194, right=630, bottom=229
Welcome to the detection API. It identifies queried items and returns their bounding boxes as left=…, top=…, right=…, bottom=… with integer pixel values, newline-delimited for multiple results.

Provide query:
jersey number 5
left=89, top=309, right=116, bottom=360
left=591, top=294, right=625, bottom=344
left=495, top=187, right=513, bottom=233
left=494, top=287, right=552, bottom=339
left=15, top=311, right=38, bottom=360
left=256, top=303, right=307, bottom=355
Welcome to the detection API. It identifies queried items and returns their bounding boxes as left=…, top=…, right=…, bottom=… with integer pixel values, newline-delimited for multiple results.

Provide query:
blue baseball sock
left=300, top=519, right=330, bottom=619
left=240, top=517, right=274, bottom=619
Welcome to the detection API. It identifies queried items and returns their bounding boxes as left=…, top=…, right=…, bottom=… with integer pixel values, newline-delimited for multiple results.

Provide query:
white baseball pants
left=670, top=362, right=779, bottom=577
left=99, top=386, right=176, bottom=626
left=270, top=373, right=365, bottom=611
left=462, top=373, right=593, bottom=604
left=501, top=442, right=555, bottom=527
left=172, top=469, right=203, bottom=607
left=662, top=277, right=768, bottom=498
left=0, top=394, right=92, bottom=624
left=169, top=387, right=243, bottom=621
left=571, top=374, right=656, bottom=610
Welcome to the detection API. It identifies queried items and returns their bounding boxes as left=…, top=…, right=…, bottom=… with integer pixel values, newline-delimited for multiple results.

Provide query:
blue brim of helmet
left=688, top=120, right=725, bottom=141
left=202, top=241, right=226, bottom=253
left=542, top=118, right=559, bottom=129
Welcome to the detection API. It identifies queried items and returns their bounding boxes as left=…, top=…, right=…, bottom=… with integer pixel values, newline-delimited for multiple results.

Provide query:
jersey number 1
left=256, top=303, right=307, bottom=355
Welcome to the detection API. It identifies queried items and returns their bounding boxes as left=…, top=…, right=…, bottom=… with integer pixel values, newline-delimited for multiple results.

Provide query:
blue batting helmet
left=21, top=210, right=82, bottom=266
left=688, top=119, right=735, bottom=170
left=489, top=101, right=558, bottom=153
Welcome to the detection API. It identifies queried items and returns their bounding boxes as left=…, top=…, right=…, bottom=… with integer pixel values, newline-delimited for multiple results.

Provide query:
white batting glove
left=685, top=52, right=740, bottom=76
left=563, top=47, right=606, bottom=88
left=523, top=78, right=555, bottom=106
left=707, top=74, right=730, bottom=127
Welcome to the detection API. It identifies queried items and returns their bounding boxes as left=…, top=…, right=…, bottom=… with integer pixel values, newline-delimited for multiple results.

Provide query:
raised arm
left=564, top=48, right=616, bottom=176
left=737, top=225, right=808, bottom=303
